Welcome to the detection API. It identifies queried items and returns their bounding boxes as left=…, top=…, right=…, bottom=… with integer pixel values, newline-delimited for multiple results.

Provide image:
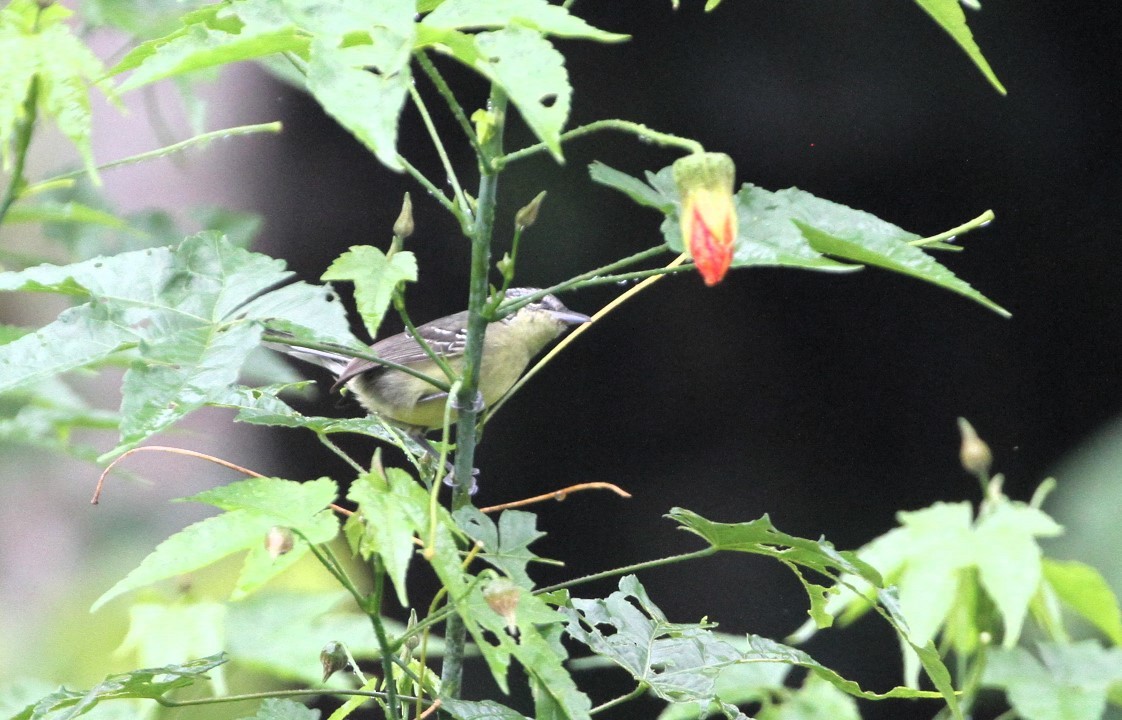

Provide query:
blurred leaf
left=117, top=600, right=228, bottom=693
left=321, top=247, right=417, bottom=339
left=975, top=503, right=1063, bottom=647
left=421, top=0, right=628, bottom=42
left=658, top=659, right=790, bottom=720
left=757, top=674, right=860, bottom=720
left=8, top=654, right=226, bottom=720
left=236, top=698, right=320, bottom=720
left=983, top=642, right=1122, bottom=720
left=439, top=699, right=532, bottom=720
left=1043, top=559, right=1122, bottom=645
left=912, top=0, right=1006, bottom=94
left=0, top=0, right=110, bottom=179
left=588, top=161, right=674, bottom=213
left=453, top=508, right=548, bottom=587
left=110, top=4, right=307, bottom=91
left=5, top=201, right=136, bottom=232
left=91, top=477, right=339, bottom=611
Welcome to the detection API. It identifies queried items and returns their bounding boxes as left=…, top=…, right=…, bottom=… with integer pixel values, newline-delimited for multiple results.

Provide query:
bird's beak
left=550, top=309, right=592, bottom=325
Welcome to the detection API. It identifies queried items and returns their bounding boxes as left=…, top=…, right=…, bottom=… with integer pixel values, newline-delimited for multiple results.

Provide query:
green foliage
left=91, top=477, right=340, bottom=611
left=0, top=0, right=111, bottom=179
left=7, top=654, right=226, bottom=720
left=237, top=698, right=320, bottom=720
left=591, top=162, right=1009, bottom=316
left=1042, top=559, right=1122, bottom=645
left=912, top=0, right=1006, bottom=94
left=321, top=246, right=418, bottom=340
left=982, top=642, right=1122, bottom=720
left=0, top=233, right=356, bottom=458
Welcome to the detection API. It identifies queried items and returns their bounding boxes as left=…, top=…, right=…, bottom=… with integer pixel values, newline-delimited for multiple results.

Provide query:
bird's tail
left=262, top=331, right=352, bottom=375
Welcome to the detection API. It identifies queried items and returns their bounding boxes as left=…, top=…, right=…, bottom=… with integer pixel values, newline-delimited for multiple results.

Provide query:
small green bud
left=393, top=192, right=414, bottom=239
left=515, top=191, right=546, bottom=229
left=496, top=252, right=514, bottom=280
left=320, top=641, right=349, bottom=683
left=957, top=417, right=993, bottom=479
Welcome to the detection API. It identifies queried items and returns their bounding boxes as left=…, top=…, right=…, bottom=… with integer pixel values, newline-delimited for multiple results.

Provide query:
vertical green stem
left=439, top=85, right=508, bottom=700
left=369, top=562, right=401, bottom=720
left=0, top=78, right=39, bottom=226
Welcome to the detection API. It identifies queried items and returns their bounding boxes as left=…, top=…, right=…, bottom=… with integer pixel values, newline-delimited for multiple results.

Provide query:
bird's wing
left=331, top=310, right=471, bottom=389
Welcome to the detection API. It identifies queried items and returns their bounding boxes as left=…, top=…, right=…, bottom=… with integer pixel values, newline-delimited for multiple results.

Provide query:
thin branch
left=909, top=209, right=995, bottom=247
left=414, top=51, right=483, bottom=160
left=535, top=549, right=716, bottom=596
left=408, top=82, right=471, bottom=220
left=591, top=684, right=648, bottom=715
left=397, top=155, right=460, bottom=221
left=155, top=688, right=427, bottom=708
left=493, top=119, right=703, bottom=169
left=0, top=77, right=40, bottom=225
left=26, top=123, right=283, bottom=194
left=480, top=482, right=631, bottom=514
left=92, top=445, right=265, bottom=504
left=316, top=432, right=366, bottom=476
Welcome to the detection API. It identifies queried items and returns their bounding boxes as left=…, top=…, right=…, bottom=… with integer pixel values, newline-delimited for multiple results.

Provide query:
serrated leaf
left=92, top=477, right=338, bottom=611
left=237, top=698, right=320, bottom=720
left=111, top=3, right=307, bottom=92
left=1043, top=559, right=1122, bottom=645
left=912, top=0, right=1005, bottom=95
left=421, top=0, right=628, bottom=42
left=8, top=654, right=226, bottom=720
left=321, top=247, right=417, bottom=339
left=974, top=504, right=1063, bottom=648
left=983, top=642, right=1122, bottom=720
left=0, top=0, right=109, bottom=178
left=306, top=30, right=412, bottom=172
left=346, top=469, right=423, bottom=606
left=454, top=508, right=548, bottom=587
left=472, top=27, right=570, bottom=162
left=565, top=576, right=942, bottom=710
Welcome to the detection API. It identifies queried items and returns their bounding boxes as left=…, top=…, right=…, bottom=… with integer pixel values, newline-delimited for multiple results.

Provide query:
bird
left=268, top=288, right=590, bottom=434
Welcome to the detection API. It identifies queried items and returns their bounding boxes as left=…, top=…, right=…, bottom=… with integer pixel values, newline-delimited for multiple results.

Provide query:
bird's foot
left=451, top=390, right=485, bottom=414
left=442, top=465, right=480, bottom=495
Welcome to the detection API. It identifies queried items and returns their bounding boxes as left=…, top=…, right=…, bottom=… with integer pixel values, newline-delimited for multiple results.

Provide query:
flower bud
left=515, top=191, right=546, bottom=230
left=393, top=192, right=414, bottom=239
left=957, top=417, right=993, bottom=479
left=265, top=526, right=294, bottom=559
left=673, top=152, right=738, bottom=286
left=320, top=641, right=349, bottom=683
left=483, top=577, right=521, bottom=636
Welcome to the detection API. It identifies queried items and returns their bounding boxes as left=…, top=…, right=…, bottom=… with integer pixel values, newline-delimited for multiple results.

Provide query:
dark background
left=245, top=4, right=1121, bottom=718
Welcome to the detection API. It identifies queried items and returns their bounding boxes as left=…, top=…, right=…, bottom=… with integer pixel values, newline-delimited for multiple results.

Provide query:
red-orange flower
left=673, top=152, right=738, bottom=286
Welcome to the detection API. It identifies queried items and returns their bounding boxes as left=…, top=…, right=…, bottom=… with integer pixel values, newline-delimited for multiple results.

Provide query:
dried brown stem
left=479, top=482, right=632, bottom=514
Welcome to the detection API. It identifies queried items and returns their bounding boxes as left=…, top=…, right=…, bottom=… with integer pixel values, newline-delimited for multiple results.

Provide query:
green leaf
left=912, top=0, right=1006, bottom=95
left=110, top=3, right=308, bottom=92
left=0, top=0, right=110, bottom=178
left=974, top=503, right=1063, bottom=647
left=321, top=246, right=418, bottom=339
left=475, top=27, right=570, bottom=162
left=0, top=375, right=119, bottom=460
left=420, top=0, right=628, bottom=42
left=757, top=674, right=861, bottom=720
left=565, top=576, right=943, bottom=709
left=8, top=654, right=226, bottom=720
left=795, top=218, right=1008, bottom=317
left=453, top=508, right=548, bottom=587
left=659, top=659, right=790, bottom=720
left=983, top=642, right=1122, bottom=720
left=588, top=161, right=674, bottom=213
left=439, top=699, right=532, bottom=720
left=346, top=469, right=425, bottom=606
left=226, top=590, right=417, bottom=684
left=0, top=232, right=356, bottom=456
left=91, top=477, right=339, bottom=611
left=4, top=200, right=136, bottom=232
left=117, top=600, right=228, bottom=693
left=1043, top=559, right=1122, bottom=645
left=236, top=698, right=320, bottom=720
left=306, top=35, right=411, bottom=172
